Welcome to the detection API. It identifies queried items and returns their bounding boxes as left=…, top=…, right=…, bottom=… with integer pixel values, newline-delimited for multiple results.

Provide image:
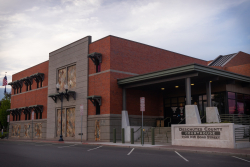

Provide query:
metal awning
left=48, top=91, right=76, bottom=103
left=19, top=107, right=30, bottom=114
left=48, top=93, right=60, bottom=103
left=117, top=63, right=250, bottom=89
left=20, top=76, right=33, bottom=87
left=28, top=105, right=43, bottom=113
left=87, top=95, right=102, bottom=106
left=30, top=73, right=44, bottom=85
left=7, top=108, right=20, bottom=115
left=88, top=52, right=102, bottom=65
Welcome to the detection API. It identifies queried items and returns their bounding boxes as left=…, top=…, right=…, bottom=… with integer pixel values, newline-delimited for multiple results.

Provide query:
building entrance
left=164, top=97, right=186, bottom=126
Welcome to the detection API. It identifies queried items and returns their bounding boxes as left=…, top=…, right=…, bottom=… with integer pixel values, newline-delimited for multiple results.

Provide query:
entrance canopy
left=117, top=63, right=250, bottom=109
left=117, top=63, right=250, bottom=88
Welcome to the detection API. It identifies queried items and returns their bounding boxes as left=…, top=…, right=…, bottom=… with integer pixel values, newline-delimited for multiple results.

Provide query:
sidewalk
left=3, top=138, right=250, bottom=157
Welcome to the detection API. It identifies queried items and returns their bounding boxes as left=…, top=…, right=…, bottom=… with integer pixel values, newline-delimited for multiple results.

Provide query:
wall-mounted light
left=210, top=81, right=212, bottom=83
left=191, top=83, right=194, bottom=86
left=175, top=86, right=179, bottom=88
left=161, top=88, right=165, bottom=90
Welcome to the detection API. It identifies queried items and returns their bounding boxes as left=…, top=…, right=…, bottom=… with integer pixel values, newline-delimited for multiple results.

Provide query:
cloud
left=0, top=0, right=249, bottom=80
left=25, top=6, right=40, bottom=12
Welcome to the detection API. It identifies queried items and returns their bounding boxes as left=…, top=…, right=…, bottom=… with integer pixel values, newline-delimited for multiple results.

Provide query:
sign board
left=31, top=111, right=34, bottom=120
left=7, top=115, right=9, bottom=122
left=140, top=97, right=145, bottom=112
left=79, top=133, right=83, bottom=135
left=80, top=104, right=84, bottom=116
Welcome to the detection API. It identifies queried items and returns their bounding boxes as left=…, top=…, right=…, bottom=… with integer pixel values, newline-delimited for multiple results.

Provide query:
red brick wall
left=12, top=61, right=49, bottom=94
left=11, top=88, right=48, bottom=120
left=88, top=72, right=111, bottom=115
left=10, top=61, right=48, bottom=121
left=225, top=64, right=250, bottom=77
left=110, top=36, right=208, bottom=75
left=126, top=89, right=163, bottom=116
left=88, top=36, right=111, bottom=75
left=88, top=35, right=208, bottom=116
left=88, top=36, right=111, bottom=115
left=224, top=51, right=250, bottom=67
left=110, top=72, right=133, bottom=115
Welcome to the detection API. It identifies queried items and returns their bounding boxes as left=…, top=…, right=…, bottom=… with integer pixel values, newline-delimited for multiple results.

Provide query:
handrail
left=133, top=126, right=142, bottom=133
left=178, top=118, right=185, bottom=124
left=220, top=114, right=250, bottom=125
left=200, top=115, right=206, bottom=121
left=163, top=117, right=171, bottom=127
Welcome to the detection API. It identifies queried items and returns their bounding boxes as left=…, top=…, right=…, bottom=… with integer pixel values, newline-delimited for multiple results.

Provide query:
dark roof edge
left=118, top=63, right=250, bottom=85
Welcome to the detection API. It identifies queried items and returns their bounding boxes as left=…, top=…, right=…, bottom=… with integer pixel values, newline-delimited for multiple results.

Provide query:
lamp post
left=56, top=83, right=68, bottom=142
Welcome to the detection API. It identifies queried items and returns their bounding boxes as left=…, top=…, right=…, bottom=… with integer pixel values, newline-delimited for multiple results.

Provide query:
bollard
left=151, top=128, right=155, bottom=145
left=141, top=128, right=144, bottom=145
left=122, top=128, right=125, bottom=144
left=113, top=128, right=116, bottom=143
left=131, top=128, right=134, bottom=144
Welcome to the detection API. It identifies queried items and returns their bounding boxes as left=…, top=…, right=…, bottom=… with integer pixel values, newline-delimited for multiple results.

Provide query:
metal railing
left=235, top=126, right=250, bottom=142
left=178, top=118, right=185, bottom=124
left=220, top=114, right=250, bottom=125
left=163, top=117, right=171, bottom=127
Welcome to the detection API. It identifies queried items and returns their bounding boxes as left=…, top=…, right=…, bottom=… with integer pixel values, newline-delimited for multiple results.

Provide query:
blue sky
left=0, top=0, right=250, bottom=92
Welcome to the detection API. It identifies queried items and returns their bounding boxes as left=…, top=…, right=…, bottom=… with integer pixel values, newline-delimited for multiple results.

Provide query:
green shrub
left=0, top=132, right=8, bottom=139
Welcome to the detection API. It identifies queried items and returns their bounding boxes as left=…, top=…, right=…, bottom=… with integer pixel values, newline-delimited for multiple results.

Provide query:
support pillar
left=206, top=81, right=211, bottom=107
left=123, top=88, right=126, bottom=110
left=185, top=78, right=191, bottom=105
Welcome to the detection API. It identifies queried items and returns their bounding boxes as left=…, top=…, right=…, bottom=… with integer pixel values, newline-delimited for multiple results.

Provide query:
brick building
left=7, top=35, right=250, bottom=141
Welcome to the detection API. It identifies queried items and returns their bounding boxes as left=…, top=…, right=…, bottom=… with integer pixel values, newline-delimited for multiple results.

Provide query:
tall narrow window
left=96, top=62, right=101, bottom=73
left=66, top=108, right=75, bottom=137
left=228, top=92, right=236, bottom=114
left=36, top=112, right=38, bottom=119
left=58, top=68, right=67, bottom=91
left=40, top=112, right=42, bottom=119
left=96, top=101, right=100, bottom=115
left=67, top=65, right=76, bottom=89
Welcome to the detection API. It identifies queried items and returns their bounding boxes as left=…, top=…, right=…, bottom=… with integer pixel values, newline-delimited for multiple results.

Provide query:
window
left=96, top=62, right=101, bottom=73
left=58, top=65, right=76, bottom=91
left=227, top=92, right=250, bottom=115
left=57, top=107, right=75, bottom=137
left=25, top=112, right=30, bottom=120
left=95, top=101, right=100, bottom=115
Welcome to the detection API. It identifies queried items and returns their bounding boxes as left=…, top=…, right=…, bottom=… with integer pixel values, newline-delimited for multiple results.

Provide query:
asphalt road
left=0, top=141, right=250, bottom=167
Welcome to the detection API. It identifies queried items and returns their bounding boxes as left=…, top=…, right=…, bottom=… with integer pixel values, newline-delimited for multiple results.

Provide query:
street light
left=56, top=83, right=68, bottom=141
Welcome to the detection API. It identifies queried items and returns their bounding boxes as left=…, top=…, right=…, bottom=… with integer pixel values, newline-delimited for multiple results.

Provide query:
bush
left=0, top=132, right=8, bottom=139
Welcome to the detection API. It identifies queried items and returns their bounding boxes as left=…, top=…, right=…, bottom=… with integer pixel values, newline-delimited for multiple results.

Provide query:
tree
left=0, top=93, right=11, bottom=129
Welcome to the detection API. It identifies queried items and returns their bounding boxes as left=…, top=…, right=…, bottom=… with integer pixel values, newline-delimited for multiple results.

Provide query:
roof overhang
left=117, top=63, right=250, bottom=88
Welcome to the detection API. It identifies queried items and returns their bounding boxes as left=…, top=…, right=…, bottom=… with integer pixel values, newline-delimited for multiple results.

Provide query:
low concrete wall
left=8, top=119, right=47, bottom=139
left=171, top=123, right=235, bottom=148
left=87, top=114, right=121, bottom=142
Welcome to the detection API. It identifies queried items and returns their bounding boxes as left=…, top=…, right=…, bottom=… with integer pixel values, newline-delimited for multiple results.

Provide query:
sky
left=0, top=0, right=250, bottom=96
